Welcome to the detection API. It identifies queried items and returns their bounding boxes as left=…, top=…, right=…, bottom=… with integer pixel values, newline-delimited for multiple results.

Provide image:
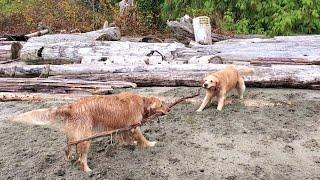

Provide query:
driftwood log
left=19, top=35, right=320, bottom=65
left=20, top=27, right=121, bottom=64
left=200, top=36, right=320, bottom=65
left=0, top=64, right=319, bottom=89
left=0, top=78, right=136, bottom=94
left=0, top=92, right=87, bottom=102
left=2, top=29, right=50, bottom=41
left=0, top=41, right=23, bottom=61
left=19, top=41, right=183, bottom=64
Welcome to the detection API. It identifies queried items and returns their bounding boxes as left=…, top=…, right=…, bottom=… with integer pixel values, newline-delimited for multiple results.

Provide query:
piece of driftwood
left=0, top=64, right=319, bottom=89
left=17, top=64, right=319, bottom=89
left=20, top=41, right=184, bottom=64
left=202, top=36, right=320, bottom=65
left=0, top=41, right=23, bottom=60
left=19, top=28, right=121, bottom=64
left=0, top=92, right=87, bottom=102
left=0, top=78, right=135, bottom=95
left=25, top=29, right=50, bottom=38
left=2, top=29, right=49, bottom=41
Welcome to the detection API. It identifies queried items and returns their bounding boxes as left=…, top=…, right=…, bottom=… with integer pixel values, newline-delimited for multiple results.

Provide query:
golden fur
left=12, top=92, right=170, bottom=172
left=197, top=66, right=253, bottom=111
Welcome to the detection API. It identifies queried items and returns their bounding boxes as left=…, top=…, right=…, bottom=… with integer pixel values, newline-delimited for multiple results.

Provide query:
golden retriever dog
left=12, top=92, right=170, bottom=172
left=197, top=66, right=253, bottom=111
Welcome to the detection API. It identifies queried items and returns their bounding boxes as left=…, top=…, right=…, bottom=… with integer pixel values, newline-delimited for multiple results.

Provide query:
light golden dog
left=12, top=92, right=170, bottom=172
left=197, top=66, right=253, bottom=111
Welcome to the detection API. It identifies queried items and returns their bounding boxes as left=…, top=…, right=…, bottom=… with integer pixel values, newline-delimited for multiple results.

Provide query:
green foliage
left=0, top=0, right=117, bottom=34
left=1, top=0, right=320, bottom=35
left=136, top=0, right=165, bottom=29
left=160, top=0, right=320, bottom=35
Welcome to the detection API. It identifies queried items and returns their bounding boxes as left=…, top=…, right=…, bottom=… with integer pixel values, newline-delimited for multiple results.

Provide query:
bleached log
left=26, top=27, right=121, bottom=44
left=20, top=41, right=185, bottom=64
left=19, top=27, right=121, bottom=63
left=0, top=78, right=137, bottom=94
left=0, top=41, right=23, bottom=61
left=25, top=29, right=49, bottom=38
left=0, top=64, right=318, bottom=89
left=195, top=36, right=320, bottom=65
left=0, top=92, right=87, bottom=102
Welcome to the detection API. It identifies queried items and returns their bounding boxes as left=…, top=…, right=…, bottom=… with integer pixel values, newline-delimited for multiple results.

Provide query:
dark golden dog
left=12, top=92, right=169, bottom=172
left=197, top=66, right=253, bottom=111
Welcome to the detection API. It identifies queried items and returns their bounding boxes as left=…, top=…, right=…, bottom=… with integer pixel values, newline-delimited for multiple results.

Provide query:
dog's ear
left=143, top=97, right=156, bottom=110
left=215, top=80, right=221, bottom=90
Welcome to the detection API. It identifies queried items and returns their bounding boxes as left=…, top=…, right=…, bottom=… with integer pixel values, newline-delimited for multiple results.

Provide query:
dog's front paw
left=196, top=109, right=203, bottom=112
left=84, top=167, right=92, bottom=173
left=147, top=141, right=157, bottom=147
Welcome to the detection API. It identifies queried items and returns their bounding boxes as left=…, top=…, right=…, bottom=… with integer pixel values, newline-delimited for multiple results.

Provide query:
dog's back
left=212, top=66, right=240, bottom=91
left=64, top=93, right=146, bottom=132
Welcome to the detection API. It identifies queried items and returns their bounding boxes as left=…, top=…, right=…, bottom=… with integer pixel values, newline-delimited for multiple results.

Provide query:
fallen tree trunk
left=19, top=27, right=121, bottom=64
left=25, top=29, right=50, bottom=38
left=198, top=36, right=320, bottom=65
left=52, top=70, right=320, bottom=89
left=0, top=64, right=318, bottom=89
left=0, top=92, right=87, bottom=102
left=20, top=41, right=185, bottom=64
left=0, top=78, right=136, bottom=94
left=0, top=41, right=23, bottom=60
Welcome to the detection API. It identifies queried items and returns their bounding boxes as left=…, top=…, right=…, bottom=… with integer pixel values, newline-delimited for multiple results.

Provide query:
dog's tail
left=239, top=67, right=254, bottom=76
left=11, top=105, right=71, bottom=130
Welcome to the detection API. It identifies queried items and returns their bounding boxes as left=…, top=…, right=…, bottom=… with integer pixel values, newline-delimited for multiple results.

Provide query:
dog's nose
left=203, top=83, right=208, bottom=88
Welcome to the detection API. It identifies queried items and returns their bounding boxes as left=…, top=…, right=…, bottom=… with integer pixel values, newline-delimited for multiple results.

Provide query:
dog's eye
left=210, top=80, right=213, bottom=82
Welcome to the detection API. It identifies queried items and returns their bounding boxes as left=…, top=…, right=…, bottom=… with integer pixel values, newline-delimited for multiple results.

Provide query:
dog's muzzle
left=202, top=83, right=208, bottom=89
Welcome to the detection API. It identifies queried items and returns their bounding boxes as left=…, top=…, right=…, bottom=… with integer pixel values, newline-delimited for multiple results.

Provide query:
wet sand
left=0, top=87, right=319, bottom=179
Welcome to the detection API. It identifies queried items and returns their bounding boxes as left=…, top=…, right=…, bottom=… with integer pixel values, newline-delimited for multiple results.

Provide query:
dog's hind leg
left=77, top=141, right=92, bottom=172
left=131, top=127, right=156, bottom=148
left=64, top=136, right=74, bottom=160
left=236, top=77, right=246, bottom=99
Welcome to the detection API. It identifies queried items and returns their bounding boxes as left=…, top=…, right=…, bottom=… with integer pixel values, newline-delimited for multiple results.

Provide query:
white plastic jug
left=193, top=16, right=212, bottom=45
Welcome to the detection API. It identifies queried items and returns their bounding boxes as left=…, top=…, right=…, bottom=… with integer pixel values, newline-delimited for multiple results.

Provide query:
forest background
left=1, top=0, right=320, bottom=36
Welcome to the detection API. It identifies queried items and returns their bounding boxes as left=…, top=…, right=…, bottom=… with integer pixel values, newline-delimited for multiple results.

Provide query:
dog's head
left=202, top=75, right=220, bottom=91
left=143, top=96, right=170, bottom=116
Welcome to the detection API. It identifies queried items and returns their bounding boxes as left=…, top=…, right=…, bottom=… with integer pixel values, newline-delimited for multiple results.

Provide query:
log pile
left=17, top=35, right=320, bottom=65
left=0, top=27, right=319, bottom=100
